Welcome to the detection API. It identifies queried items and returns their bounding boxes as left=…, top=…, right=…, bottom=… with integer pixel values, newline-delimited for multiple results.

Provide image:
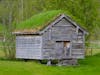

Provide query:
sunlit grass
left=0, top=48, right=100, bottom=75
left=0, top=53, right=99, bottom=75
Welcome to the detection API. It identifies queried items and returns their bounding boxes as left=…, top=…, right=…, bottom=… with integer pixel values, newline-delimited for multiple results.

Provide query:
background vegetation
left=0, top=0, right=99, bottom=60
left=0, top=0, right=99, bottom=75
left=0, top=0, right=99, bottom=39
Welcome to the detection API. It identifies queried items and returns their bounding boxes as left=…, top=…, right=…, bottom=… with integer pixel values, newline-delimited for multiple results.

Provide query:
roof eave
left=12, top=31, right=40, bottom=35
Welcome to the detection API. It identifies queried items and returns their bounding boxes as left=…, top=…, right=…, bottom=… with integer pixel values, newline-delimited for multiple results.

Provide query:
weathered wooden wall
left=16, top=35, right=42, bottom=59
left=71, top=29, right=85, bottom=58
left=42, top=18, right=85, bottom=59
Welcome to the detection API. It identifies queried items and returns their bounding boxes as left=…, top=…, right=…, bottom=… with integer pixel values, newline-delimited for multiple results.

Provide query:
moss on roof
left=15, top=10, right=85, bottom=33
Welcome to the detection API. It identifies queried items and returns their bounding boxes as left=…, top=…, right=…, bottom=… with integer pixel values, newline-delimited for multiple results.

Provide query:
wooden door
left=55, top=41, right=63, bottom=59
left=56, top=41, right=71, bottom=59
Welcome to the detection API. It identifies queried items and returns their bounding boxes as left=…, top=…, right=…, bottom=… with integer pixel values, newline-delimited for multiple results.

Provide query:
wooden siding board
left=83, top=34, right=85, bottom=56
left=72, top=54, right=84, bottom=59
left=71, top=35, right=85, bottom=59
left=71, top=27, right=85, bottom=59
left=16, top=36, right=42, bottom=59
left=51, top=26, right=76, bottom=41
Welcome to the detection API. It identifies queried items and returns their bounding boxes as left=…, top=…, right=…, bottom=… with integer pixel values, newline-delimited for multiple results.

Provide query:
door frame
left=56, top=40, right=72, bottom=58
left=64, top=41, right=70, bottom=57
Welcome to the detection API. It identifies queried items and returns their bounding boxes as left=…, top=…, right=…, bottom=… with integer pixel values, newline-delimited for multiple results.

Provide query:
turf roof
left=15, top=10, right=86, bottom=33
left=15, top=10, right=63, bottom=32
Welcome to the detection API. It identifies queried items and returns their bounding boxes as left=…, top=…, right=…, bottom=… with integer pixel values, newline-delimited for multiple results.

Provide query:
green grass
left=0, top=51, right=100, bottom=75
left=16, top=10, right=63, bottom=31
left=0, top=48, right=99, bottom=75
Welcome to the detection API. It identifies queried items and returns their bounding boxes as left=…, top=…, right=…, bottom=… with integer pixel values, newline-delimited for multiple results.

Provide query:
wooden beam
left=48, top=29, right=52, bottom=40
left=76, top=26, right=79, bottom=35
left=53, top=25, right=72, bottom=27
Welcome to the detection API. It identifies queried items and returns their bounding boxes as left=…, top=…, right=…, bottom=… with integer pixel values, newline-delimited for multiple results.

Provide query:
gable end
left=40, top=14, right=88, bottom=35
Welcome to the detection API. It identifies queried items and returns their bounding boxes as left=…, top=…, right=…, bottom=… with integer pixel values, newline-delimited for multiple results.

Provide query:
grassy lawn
left=0, top=50, right=100, bottom=75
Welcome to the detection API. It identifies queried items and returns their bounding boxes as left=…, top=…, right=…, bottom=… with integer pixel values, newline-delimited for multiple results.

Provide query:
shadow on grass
left=93, top=53, right=100, bottom=57
left=0, top=57, right=43, bottom=64
left=0, top=57, right=23, bottom=61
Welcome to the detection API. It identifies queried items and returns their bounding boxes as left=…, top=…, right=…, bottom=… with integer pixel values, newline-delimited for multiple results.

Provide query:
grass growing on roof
left=16, top=10, right=63, bottom=30
left=16, top=10, right=86, bottom=31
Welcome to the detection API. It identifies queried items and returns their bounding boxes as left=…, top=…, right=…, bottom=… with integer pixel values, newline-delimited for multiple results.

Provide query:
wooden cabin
left=14, top=11, right=88, bottom=65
